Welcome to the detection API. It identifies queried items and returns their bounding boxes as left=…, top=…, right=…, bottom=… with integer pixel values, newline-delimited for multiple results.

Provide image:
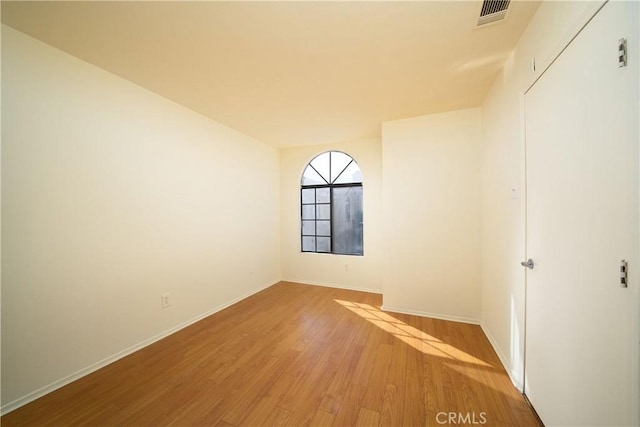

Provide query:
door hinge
left=618, top=38, right=627, bottom=67
left=620, top=260, right=628, bottom=288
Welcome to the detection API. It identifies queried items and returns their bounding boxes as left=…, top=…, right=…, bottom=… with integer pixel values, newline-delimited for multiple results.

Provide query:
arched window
left=300, top=151, right=363, bottom=255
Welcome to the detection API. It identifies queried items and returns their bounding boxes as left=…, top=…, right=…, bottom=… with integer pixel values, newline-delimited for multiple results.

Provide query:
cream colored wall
left=280, top=138, right=383, bottom=293
left=1, top=26, right=281, bottom=410
left=381, top=108, right=482, bottom=323
left=479, top=1, right=606, bottom=389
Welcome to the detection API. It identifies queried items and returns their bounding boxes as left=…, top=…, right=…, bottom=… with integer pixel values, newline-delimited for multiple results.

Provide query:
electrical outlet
left=161, top=293, right=170, bottom=308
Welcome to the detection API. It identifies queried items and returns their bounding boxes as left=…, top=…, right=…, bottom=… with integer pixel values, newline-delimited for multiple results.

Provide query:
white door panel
left=524, top=1, right=639, bottom=425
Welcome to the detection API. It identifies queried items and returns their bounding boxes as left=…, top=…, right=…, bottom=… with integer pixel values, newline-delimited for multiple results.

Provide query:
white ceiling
left=1, top=1, right=540, bottom=147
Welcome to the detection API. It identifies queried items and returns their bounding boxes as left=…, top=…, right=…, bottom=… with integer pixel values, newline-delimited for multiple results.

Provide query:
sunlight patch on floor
left=334, top=299, right=493, bottom=368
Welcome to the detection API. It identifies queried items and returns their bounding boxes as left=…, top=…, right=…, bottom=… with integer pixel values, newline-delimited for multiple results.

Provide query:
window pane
left=316, top=187, right=330, bottom=203
left=301, top=188, right=315, bottom=204
left=302, top=205, right=315, bottom=219
left=333, top=162, right=362, bottom=184
left=317, top=220, right=331, bottom=236
left=332, top=186, right=363, bottom=255
left=302, top=236, right=316, bottom=252
left=302, top=166, right=327, bottom=186
left=316, top=204, right=331, bottom=220
left=310, top=152, right=331, bottom=184
left=302, top=220, right=315, bottom=235
left=330, top=152, right=352, bottom=183
left=317, top=237, right=331, bottom=253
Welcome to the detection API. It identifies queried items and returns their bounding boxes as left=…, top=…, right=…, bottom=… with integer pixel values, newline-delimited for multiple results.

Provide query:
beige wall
left=479, top=1, right=606, bottom=389
left=280, top=138, right=383, bottom=293
left=381, top=108, right=482, bottom=323
left=1, top=26, right=280, bottom=409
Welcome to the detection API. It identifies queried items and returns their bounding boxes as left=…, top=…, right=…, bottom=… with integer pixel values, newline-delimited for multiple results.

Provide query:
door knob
left=521, top=259, right=535, bottom=269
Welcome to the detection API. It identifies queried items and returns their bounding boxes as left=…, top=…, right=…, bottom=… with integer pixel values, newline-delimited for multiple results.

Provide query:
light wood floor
left=2, top=281, right=540, bottom=426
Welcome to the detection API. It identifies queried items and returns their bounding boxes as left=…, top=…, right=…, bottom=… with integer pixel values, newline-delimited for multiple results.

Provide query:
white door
left=524, top=1, right=639, bottom=426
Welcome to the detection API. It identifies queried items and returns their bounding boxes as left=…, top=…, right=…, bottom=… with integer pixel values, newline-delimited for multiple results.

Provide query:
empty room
left=1, top=1, right=639, bottom=426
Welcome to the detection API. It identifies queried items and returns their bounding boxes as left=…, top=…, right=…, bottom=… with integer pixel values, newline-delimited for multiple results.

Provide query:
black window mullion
left=309, top=164, right=329, bottom=185
left=302, top=183, right=361, bottom=189
left=330, top=186, right=334, bottom=253
left=332, top=159, right=353, bottom=184
left=314, top=188, right=318, bottom=252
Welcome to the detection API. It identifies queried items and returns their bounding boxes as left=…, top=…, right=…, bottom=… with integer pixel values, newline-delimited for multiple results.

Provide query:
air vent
left=477, top=0, right=511, bottom=26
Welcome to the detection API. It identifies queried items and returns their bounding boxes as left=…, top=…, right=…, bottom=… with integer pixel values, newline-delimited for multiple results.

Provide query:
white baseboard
left=0, top=279, right=280, bottom=416
left=285, top=279, right=383, bottom=295
left=381, top=305, right=480, bottom=325
left=480, top=321, right=523, bottom=391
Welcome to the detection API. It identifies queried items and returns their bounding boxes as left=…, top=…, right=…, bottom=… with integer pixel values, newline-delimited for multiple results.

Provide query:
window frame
left=300, top=151, right=363, bottom=256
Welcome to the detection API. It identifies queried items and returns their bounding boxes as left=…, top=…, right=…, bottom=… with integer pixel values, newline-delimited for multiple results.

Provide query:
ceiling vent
left=477, top=0, right=511, bottom=26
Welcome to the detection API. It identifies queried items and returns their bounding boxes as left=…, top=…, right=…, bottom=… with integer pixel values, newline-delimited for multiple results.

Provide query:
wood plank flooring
left=2, top=281, right=541, bottom=426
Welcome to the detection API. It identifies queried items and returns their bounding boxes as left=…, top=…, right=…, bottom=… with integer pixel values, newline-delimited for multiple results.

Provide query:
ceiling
left=1, top=1, right=540, bottom=147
